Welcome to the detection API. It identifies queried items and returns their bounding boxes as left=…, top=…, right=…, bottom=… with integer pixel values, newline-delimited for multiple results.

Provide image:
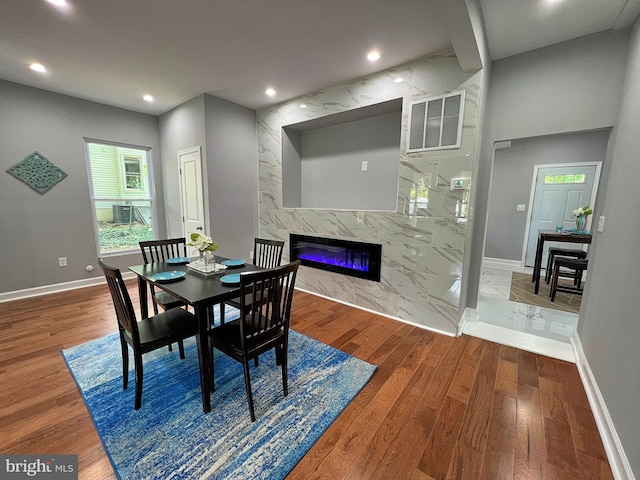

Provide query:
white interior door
left=524, top=165, right=596, bottom=267
left=178, top=147, right=206, bottom=252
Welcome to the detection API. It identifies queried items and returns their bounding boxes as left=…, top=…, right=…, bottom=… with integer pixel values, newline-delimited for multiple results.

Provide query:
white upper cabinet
left=408, top=91, right=465, bottom=152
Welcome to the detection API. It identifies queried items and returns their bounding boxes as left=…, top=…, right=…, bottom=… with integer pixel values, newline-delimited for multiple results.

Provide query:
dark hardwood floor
left=0, top=282, right=612, bottom=479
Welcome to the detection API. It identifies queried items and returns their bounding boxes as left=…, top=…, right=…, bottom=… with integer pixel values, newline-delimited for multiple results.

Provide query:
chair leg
left=545, top=253, right=554, bottom=284
left=219, top=303, right=226, bottom=325
left=281, top=342, right=288, bottom=397
left=242, top=361, right=256, bottom=422
left=550, top=263, right=560, bottom=302
left=134, top=355, right=144, bottom=410
left=120, top=335, right=129, bottom=390
left=210, top=345, right=216, bottom=393
left=178, top=340, right=185, bottom=359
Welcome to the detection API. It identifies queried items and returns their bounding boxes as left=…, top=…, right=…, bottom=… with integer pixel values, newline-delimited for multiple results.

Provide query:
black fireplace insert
left=289, top=233, right=382, bottom=282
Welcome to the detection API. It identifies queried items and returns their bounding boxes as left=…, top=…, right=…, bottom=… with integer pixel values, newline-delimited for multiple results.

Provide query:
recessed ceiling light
left=265, top=88, right=276, bottom=97
left=367, top=50, right=381, bottom=62
left=143, top=94, right=154, bottom=102
left=47, top=0, right=67, bottom=6
left=299, top=104, right=307, bottom=109
left=394, top=77, right=403, bottom=83
left=30, top=63, right=47, bottom=73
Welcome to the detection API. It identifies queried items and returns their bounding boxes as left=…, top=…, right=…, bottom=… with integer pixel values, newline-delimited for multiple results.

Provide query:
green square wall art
left=7, top=151, right=68, bottom=194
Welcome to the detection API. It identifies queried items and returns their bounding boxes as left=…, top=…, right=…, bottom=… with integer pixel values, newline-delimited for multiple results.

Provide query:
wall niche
left=282, top=98, right=402, bottom=211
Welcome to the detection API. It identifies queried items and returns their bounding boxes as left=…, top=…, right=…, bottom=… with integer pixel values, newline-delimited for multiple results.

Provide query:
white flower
left=187, top=233, right=218, bottom=252
left=572, top=207, right=584, bottom=216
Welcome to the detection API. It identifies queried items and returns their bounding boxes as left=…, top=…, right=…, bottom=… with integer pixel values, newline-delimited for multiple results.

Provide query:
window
left=543, top=173, right=586, bottom=184
left=85, top=140, right=156, bottom=255
left=408, top=91, right=465, bottom=152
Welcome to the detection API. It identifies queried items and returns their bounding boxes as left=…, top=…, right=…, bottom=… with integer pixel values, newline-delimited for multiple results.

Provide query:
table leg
left=137, top=276, right=148, bottom=319
left=533, top=234, right=545, bottom=294
left=194, top=304, right=212, bottom=413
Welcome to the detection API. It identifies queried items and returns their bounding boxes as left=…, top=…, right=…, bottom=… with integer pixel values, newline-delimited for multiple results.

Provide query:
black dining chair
left=219, top=238, right=285, bottom=326
left=545, top=247, right=587, bottom=284
left=98, top=259, right=198, bottom=410
left=210, top=260, right=300, bottom=422
left=139, top=238, right=189, bottom=315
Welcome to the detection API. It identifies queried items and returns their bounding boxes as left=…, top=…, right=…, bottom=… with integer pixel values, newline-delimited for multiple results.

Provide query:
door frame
left=177, top=146, right=208, bottom=240
left=520, top=161, right=602, bottom=267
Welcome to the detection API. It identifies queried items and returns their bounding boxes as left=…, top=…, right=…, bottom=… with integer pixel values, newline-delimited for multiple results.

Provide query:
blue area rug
left=62, top=307, right=376, bottom=479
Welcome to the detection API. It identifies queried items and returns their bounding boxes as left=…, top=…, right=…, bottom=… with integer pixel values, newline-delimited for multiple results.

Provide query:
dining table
left=129, top=256, right=260, bottom=413
left=531, top=229, right=592, bottom=294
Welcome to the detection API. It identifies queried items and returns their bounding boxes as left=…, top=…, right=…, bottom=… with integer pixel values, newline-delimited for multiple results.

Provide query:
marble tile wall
left=257, top=53, right=481, bottom=335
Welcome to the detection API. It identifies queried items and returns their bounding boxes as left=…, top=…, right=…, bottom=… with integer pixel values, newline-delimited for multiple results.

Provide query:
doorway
left=523, top=163, right=599, bottom=267
left=178, top=147, right=207, bottom=243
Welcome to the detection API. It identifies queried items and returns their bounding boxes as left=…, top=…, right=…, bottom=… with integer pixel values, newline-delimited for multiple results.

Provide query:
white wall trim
left=458, top=306, right=478, bottom=336
left=0, top=272, right=136, bottom=304
left=294, top=287, right=456, bottom=338
left=572, top=332, right=635, bottom=480
left=482, top=257, right=524, bottom=272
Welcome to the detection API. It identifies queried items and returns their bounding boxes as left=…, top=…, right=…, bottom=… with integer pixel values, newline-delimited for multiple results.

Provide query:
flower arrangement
left=572, top=205, right=593, bottom=218
left=187, top=232, right=218, bottom=253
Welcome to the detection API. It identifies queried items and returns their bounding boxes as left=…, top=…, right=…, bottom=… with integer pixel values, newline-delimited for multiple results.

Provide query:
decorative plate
left=166, top=257, right=191, bottom=265
left=152, top=271, right=186, bottom=283
left=221, top=259, right=246, bottom=268
left=220, top=273, right=241, bottom=285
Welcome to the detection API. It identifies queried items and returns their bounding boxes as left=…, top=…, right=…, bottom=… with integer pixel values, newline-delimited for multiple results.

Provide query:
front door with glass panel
left=524, top=165, right=596, bottom=267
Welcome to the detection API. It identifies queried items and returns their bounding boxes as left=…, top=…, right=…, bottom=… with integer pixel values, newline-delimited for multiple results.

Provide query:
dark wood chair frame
left=98, top=259, right=198, bottom=410
left=544, top=247, right=587, bottom=284
left=139, top=238, right=189, bottom=315
left=210, top=260, right=300, bottom=421
left=550, top=257, right=588, bottom=302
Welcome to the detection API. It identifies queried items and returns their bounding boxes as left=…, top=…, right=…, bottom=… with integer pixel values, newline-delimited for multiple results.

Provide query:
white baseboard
left=294, top=287, right=456, bottom=338
left=0, top=272, right=136, bottom=304
left=483, top=257, right=524, bottom=272
left=458, top=307, right=478, bottom=336
left=572, top=332, right=635, bottom=480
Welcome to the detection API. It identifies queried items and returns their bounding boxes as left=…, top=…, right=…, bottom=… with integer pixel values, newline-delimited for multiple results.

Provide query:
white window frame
left=84, top=138, right=157, bottom=256
left=407, top=90, right=465, bottom=153
left=122, top=154, right=144, bottom=192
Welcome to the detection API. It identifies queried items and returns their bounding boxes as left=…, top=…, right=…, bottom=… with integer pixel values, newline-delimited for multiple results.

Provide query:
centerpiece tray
left=187, top=259, right=228, bottom=276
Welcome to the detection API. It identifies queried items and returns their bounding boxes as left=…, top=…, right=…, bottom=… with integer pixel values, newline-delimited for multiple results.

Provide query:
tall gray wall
left=577, top=17, right=640, bottom=476
left=485, top=130, right=610, bottom=261
left=158, top=94, right=258, bottom=261
left=158, top=95, right=207, bottom=238
left=203, top=94, right=258, bottom=260
left=466, top=29, right=629, bottom=308
left=0, top=80, right=162, bottom=293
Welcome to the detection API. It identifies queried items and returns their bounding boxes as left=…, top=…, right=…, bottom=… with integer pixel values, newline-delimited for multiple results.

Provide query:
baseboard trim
left=295, top=287, right=456, bottom=338
left=483, top=257, right=524, bottom=272
left=571, top=332, right=635, bottom=480
left=458, top=307, right=478, bottom=336
left=0, top=272, right=136, bottom=304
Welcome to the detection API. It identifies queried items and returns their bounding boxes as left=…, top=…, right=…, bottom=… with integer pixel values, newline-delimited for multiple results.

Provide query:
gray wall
left=0, top=80, right=162, bottom=293
left=203, top=94, right=258, bottom=260
left=158, top=94, right=258, bottom=261
left=577, top=17, right=640, bottom=476
left=158, top=95, right=207, bottom=238
left=299, top=112, right=401, bottom=211
left=466, top=28, right=629, bottom=308
left=485, top=130, right=610, bottom=261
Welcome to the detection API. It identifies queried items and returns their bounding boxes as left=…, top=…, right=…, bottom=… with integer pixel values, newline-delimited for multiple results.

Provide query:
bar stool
left=545, top=247, right=587, bottom=283
left=550, top=258, right=588, bottom=302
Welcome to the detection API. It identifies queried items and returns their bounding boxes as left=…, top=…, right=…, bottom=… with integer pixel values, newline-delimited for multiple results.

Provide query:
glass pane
left=574, top=174, right=586, bottom=183
left=554, top=175, right=564, bottom=183
left=441, top=116, right=460, bottom=146
left=409, top=102, right=426, bottom=149
left=443, top=95, right=461, bottom=117
left=425, top=118, right=441, bottom=148
left=544, top=175, right=555, bottom=184
left=426, top=98, right=443, bottom=119
left=564, top=174, right=575, bottom=183
left=95, top=200, right=154, bottom=254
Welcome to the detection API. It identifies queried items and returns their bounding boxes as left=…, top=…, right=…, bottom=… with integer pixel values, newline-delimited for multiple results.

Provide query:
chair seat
left=545, top=247, right=587, bottom=283
left=212, top=317, right=285, bottom=358
left=125, top=307, right=198, bottom=353
left=551, top=258, right=588, bottom=301
left=153, top=290, right=185, bottom=310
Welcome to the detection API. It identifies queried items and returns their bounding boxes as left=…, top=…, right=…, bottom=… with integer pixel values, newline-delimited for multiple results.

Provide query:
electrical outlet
left=516, top=204, right=526, bottom=212
left=58, top=257, right=68, bottom=267
left=361, top=161, right=368, bottom=171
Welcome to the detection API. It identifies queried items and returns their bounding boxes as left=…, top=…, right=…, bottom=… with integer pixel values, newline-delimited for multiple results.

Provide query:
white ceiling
left=1, top=0, right=638, bottom=116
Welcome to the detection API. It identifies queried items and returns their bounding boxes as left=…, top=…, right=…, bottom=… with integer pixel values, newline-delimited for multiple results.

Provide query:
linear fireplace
left=289, top=233, right=382, bottom=282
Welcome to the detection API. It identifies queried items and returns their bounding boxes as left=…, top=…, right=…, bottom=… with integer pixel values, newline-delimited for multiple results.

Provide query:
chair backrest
left=253, top=238, right=285, bottom=269
left=139, top=238, right=187, bottom=264
left=238, top=260, right=300, bottom=341
left=98, top=258, right=140, bottom=347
